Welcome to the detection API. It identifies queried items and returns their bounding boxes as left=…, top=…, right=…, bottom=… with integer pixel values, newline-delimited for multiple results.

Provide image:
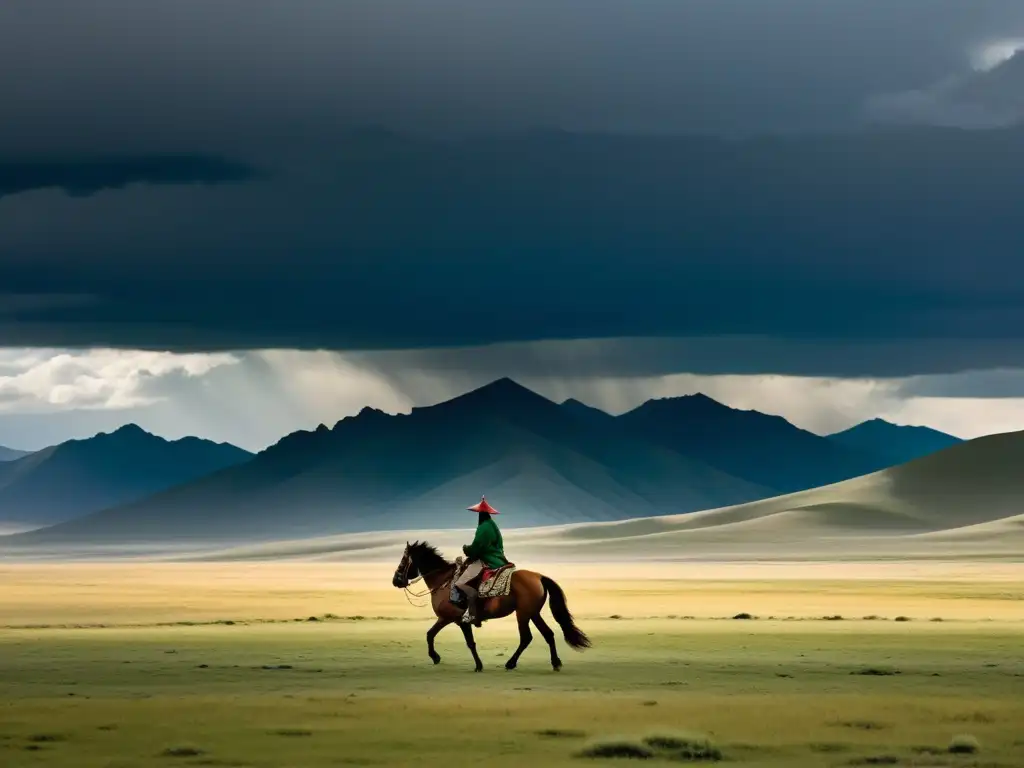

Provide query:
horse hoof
left=552, top=664, right=562, bottom=672
left=474, top=666, right=483, bottom=673
left=504, top=663, right=517, bottom=671
left=431, top=657, right=441, bottom=665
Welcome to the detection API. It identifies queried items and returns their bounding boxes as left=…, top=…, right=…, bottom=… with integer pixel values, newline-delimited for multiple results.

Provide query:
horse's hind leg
left=532, top=614, right=562, bottom=671
left=427, top=617, right=449, bottom=665
left=459, top=623, right=484, bottom=672
left=504, top=610, right=533, bottom=670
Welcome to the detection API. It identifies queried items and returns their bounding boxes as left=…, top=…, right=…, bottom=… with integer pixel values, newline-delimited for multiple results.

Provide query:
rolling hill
left=9, top=379, right=774, bottom=544
left=511, top=427, right=1024, bottom=559
left=0, top=425, right=253, bottom=528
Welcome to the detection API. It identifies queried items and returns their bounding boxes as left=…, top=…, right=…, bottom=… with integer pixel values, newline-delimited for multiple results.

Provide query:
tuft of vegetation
left=894, top=616, right=911, bottom=622
left=161, top=745, right=205, bottom=758
left=642, top=732, right=722, bottom=761
left=948, top=734, right=980, bottom=754
left=861, top=615, right=884, bottom=621
left=577, top=732, right=723, bottom=762
left=577, top=737, right=655, bottom=760
left=823, top=615, right=845, bottom=621
left=851, top=667, right=900, bottom=676
left=848, top=755, right=901, bottom=765
left=732, top=613, right=754, bottom=620
left=271, top=728, right=312, bottom=737
left=27, top=733, right=66, bottom=743
left=536, top=729, right=587, bottom=739
left=832, top=720, right=889, bottom=731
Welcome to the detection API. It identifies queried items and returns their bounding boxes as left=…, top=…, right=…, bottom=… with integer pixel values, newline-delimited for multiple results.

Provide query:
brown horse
left=391, top=541, right=591, bottom=672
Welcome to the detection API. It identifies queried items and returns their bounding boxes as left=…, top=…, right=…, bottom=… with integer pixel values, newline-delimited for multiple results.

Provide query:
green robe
left=463, top=516, right=508, bottom=569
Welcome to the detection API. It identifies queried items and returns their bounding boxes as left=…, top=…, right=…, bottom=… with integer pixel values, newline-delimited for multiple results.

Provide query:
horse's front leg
left=459, top=623, right=484, bottom=672
left=427, top=617, right=450, bottom=665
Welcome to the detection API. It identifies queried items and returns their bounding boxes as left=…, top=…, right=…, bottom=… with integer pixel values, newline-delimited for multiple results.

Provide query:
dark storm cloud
left=2, top=0, right=1024, bottom=152
left=867, top=50, right=1024, bottom=128
left=0, top=156, right=259, bottom=199
left=4, top=2, right=1024, bottom=378
left=352, top=339, right=1024, bottom=382
left=2, top=127, right=1024, bottom=378
left=897, top=369, right=1024, bottom=399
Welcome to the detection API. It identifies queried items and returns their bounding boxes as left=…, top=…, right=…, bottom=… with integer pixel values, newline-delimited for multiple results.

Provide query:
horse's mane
left=408, top=541, right=454, bottom=573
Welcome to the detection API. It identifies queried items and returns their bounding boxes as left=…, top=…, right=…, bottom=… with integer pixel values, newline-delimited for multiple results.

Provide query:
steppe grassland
left=1, top=561, right=1022, bottom=767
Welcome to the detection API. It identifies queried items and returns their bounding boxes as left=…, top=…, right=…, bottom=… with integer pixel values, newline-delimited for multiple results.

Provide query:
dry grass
left=1, top=561, right=1023, bottom=627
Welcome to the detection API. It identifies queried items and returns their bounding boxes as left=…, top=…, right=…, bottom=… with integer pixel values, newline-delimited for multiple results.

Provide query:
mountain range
left=3, top=378, right=963, bottom=545
left=0, top=425, right=252, bottom=528
left=0, top=445, right=30, bottom=462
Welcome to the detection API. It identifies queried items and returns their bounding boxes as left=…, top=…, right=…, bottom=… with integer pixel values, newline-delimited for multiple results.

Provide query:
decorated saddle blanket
left=449, top=561, right=518, bottom=604
left=478, top=564, right=517, bottom=598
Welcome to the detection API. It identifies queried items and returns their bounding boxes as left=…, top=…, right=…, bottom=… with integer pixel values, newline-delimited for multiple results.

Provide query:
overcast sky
left=2, top=1, right=1024, bottom=449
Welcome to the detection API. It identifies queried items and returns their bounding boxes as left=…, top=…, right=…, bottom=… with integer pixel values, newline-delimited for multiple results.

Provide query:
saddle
left=449, top=562, right=517, bottom=608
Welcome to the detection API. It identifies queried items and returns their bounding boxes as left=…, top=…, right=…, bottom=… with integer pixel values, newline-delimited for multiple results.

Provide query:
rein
left=399, top=560, right=456, bottom=608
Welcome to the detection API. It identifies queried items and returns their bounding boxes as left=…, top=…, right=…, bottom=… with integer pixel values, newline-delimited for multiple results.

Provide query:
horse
left=391, top=541, right=591, bottom=672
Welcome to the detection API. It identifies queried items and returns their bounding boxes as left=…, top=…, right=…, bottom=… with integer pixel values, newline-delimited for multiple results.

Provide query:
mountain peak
left=427, top=377, right=553, bottom=412
left=632, top=392, right=732, bottom=414
left=88, top=424, right=154, bottom=443
left=476, top=376, right=530, bottom=395
left=827, top=418, right=962, bottom=467
left=832, top=418, right=946, bottom=437
left=112, top=423, right=150, bottom=436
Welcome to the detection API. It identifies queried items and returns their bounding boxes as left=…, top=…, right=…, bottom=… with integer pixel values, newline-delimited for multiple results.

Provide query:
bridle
left=394, top=546, right=456, bottom=608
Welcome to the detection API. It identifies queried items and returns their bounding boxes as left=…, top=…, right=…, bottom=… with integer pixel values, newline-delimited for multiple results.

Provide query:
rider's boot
left=462, top=591, right=478, bottom=625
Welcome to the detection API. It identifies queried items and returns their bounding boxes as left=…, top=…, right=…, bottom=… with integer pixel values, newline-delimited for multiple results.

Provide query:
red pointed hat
left=467, top=496, right=500, bottom=514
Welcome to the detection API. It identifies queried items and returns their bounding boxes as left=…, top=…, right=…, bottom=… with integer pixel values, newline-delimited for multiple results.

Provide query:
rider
left=455, top=496, right=509, bottom=625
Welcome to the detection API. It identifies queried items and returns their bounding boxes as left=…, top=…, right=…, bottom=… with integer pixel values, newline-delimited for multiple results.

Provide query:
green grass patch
left=948, top=734, right=980, bottom=754
left=1, top=619, right=1022, bottom=767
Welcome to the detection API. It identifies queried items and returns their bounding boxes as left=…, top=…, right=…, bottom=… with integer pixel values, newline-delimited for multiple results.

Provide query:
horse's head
left=392, top=540, right=450, bottom=588
left=392, top=542, right=419, bottom=588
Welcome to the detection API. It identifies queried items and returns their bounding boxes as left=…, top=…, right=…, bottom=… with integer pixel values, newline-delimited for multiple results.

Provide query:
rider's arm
left=462, top=523, right=493, bottom=558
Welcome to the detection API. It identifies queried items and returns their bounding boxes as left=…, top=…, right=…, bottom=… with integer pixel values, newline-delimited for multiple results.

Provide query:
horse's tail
left=541, top=576, right=591, bottom=650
